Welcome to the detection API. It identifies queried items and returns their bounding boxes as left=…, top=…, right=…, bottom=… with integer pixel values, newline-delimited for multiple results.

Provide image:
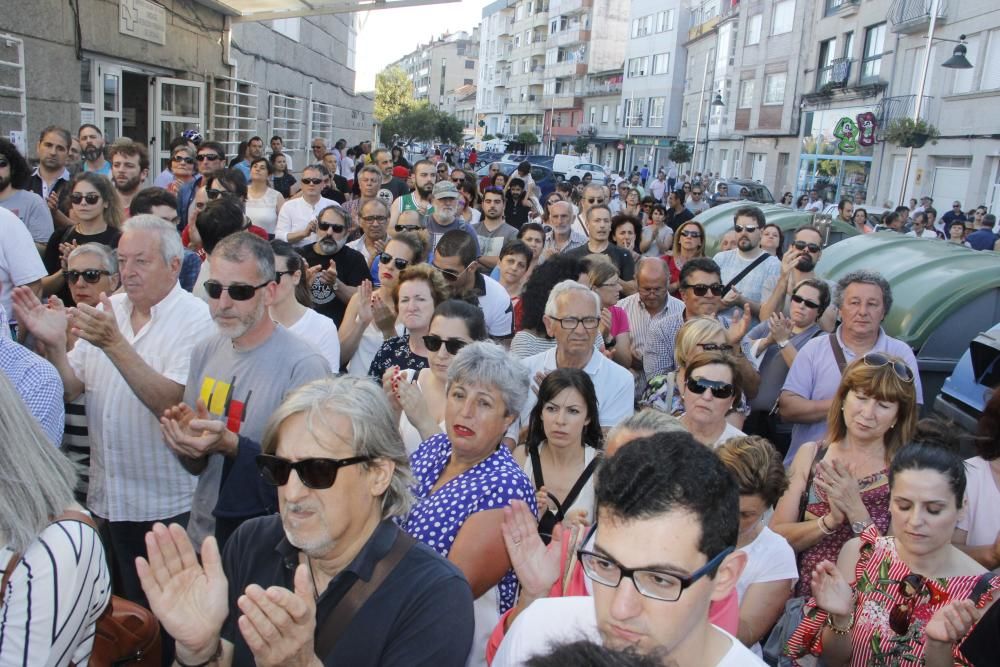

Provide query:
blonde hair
left=582, top=253, right=618, bottom=288
left=671, top=220, right=706, bottom=257
left=716, top=436, right=788, bottom=506
left=675, top=316, right=726, bottom=369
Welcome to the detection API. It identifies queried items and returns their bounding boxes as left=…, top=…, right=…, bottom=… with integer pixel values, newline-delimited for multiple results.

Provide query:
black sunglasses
left=379, top=252, right=410, bottom=270
left=683, top=282, right=724, bottom=297
left=70, top=192, right=101, bottom=205
left=318, top=221, right=346, bottom=233
left=172, top=155, right=195, bottom=164
left=301, top=178, right=325, bottom=185
left=685, top=376, right=736, bottom=399
left=395, top=223, right=422, bottom=232
left=206, top=188, right=229, bottom=200
left=863, top=352, right=914, bottom=383
left=889, top=574, right=925, bottom=635
left=432, top=263, right=464, bottom=282
left=697, top=342, right=733, bottom=352
left=734, top=224, right=758, bottom=233
left=196, top=154, right=222, bottom=161
left=791, top=293, right=821, bottom=309
left=423, top=334, right=468, bottom=355
left=255, top=454, right=372, bottom=490
left=793, top=240, right=822, bottom=253
left=203, top=279, right=271, bottom=301
left=63, top=269, right=111, bottom=284
left=679, top=230, right=702, bottom=238
left=586, top=197, right=605, bottom=204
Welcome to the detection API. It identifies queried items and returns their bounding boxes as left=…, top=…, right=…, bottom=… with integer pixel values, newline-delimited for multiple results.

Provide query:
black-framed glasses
left=578, top=545, right=735, bottom=602
left=423, top=334, right=468, bottom=355
left=550, top=316, right=600, bottom=330
left=395, top=223, right=423, bottom=233
left=863, top=352, right=914, bottom=383
left=318, top=221, right=345, bottom=233
left=196, top=153, right=222, bottom=162
left=275, top=269, right=295, bottom=281
left=203, top=279, right=271, bottom=301
left=172, top=155, right=195, bottom=164
left=63, top=269, right=111, bottom=284
left=683, top=282, right=724, bottom=297
left=361, top=215, right=388, bottom=224
left=70, top=192, right=101, bottom=205
left=889, top=574, right=925, bottom=635
left=791, top=294, right=821, bottom=310
left=379, top=252, right=410, bottom=270
left=255, top=454, right=372, bottom=490
left=734, top=224, right=758, bottom=233
left=685, top=376, right=736, bottom=399
left=206, top=188, right=229, bottom=200
left=793, top=240, right=822, bottom=253
left=679, top=230, right=702, bottom=238
left=697, top=342, right=733, bottom=352
left=301, top=178, right=324, bottom=185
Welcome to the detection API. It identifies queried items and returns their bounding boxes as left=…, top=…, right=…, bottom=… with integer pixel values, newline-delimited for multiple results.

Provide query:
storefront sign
left=119, top=0, right=166, bottom=46
left=856, top=112, right=877, bottom=147
left=832, top=112, right=878, bottom=154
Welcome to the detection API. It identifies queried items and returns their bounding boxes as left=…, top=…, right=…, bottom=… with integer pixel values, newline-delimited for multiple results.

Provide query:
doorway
left=122, top=71, right=150, bottom=146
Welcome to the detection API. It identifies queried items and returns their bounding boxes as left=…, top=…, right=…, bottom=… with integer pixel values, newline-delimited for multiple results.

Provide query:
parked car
left=474, top=161, right=556, bottom=199
left=707, top=179, right=775, bottom=206
left=565, top=162, right=610, bottom=184
left=525, top=154, right=555, bottom=168
left=934, top=323, right=1000, bottom=445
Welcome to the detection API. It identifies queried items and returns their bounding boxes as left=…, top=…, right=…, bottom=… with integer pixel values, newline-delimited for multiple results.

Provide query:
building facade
left=477, top=0, right=517, bottom=138
left=388, top=30, right=480, bottom=110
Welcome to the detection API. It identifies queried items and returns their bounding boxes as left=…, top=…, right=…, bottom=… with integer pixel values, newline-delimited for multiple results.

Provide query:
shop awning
left=194, top=0, right=459, bottom=22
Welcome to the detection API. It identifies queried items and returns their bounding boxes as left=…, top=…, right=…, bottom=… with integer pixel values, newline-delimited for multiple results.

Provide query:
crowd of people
left=1, top=124, right=998, bottom=667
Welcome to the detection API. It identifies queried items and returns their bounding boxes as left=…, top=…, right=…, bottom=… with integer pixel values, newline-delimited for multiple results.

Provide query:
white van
left=551, top=154, right=583, bottom=175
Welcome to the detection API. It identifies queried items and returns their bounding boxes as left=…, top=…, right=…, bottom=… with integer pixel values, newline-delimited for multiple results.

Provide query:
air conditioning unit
left=528, top=94, right=536, bottom=101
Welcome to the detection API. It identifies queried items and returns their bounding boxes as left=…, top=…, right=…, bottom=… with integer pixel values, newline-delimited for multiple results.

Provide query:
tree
left=380, top=102, right=465, bottom=145
left=483, top=133, right=495, bottom=141
left=669, top=142, right=692, bottom=165
left=517, top=131, right=539, bottom=148
left=573, top=137, right=590, bottom=155
left=375, top=67, right=415, bottom=122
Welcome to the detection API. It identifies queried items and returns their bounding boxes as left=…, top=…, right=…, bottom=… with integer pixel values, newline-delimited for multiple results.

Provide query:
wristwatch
left=851, top=519, right=872, bottom=535
left=776, top=339, right=789, bottom=349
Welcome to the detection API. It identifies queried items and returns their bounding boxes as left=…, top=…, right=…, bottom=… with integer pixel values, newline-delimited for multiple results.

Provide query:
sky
left=354, top=0, right=488, bottom=92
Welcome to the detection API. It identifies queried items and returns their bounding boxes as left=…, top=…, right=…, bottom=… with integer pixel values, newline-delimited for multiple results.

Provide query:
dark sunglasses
left=255, top=454, right=371, bottom=490
left=685, top=376, right=736, bottom=399
left=432, top=263, right=464, bottom=282
left=301, top=178, right=325, bottom=185
left=697, top=342, right=733, bottom=352
left=203, top=279, right=270, bottom=301
left=379, top=252, right=410, bottom=270
left=206, top=188, right=230, bottom=200
left=395, top=223, right=422, bottom=232
left=889, top=574, right=925, bottom=635
left=586, top=197, right=605, bottom=204
left=451, top=177, right=465, bottom=184
left=692, top=191, right=703, bottom=195
left=863, top=352, right=914, bottom=383
left=196, top=153, right=222, bottom=161
left=683, top=282, right=724, bottom=297
left=679, top=230, right=702, bottom=238
left=793, top=240, right=822, bottom=253
left=172, top=155, right=195, bottom=164
left=734, top=224, right=758, bottom=233
left=318, top=221, right=346, bottom=233
left=423, top=334, right=468, bottom=355
left=70, top=193, right=101, bottom=205
left=791, top=293, right=821, bottom=309
left=63, top=268, right=111, bottom=284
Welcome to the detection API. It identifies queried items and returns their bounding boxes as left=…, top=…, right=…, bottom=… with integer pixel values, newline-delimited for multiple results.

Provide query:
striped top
left=0, top=515, right=111, bottom=666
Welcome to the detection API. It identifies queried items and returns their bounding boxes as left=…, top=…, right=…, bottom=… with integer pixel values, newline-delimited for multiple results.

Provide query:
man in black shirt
left=565, top=204, right=636, bottom=294
left=504, top=177, right=531, bottom=229
left=372, top=149, right=410, bottom=204
left=298, top=206, right=369, bottom=327
left=664, top=189, right=694, bottom=232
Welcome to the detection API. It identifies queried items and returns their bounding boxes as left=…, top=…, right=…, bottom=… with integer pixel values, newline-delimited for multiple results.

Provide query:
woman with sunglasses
left=384, top=299, right=487, bottom=453
left=771, top=355, right=918, bottom=601
left=760, top=223, right=784, bottom=258
left=582, top=253, right=631, bottom=369
left=268, top=153, right=297, bottom=198
left=340, top=231, right=425, bottom=376
left=368, top=264, right=448, bottom=380
left=41, top=172, right=122, bottom=305
left=780, top=192, right=794, bottom=207
left=245, top=157, right=284, bottom=237
left=534, top=193, right=564, bottom=225
left=166, top=144, right=197, bottom=196
left=664, top=220, right=706, bottom=295
left=795, top=194, right=810, bottom=210
left=677, top=351, right=746, bottom=448
left=787, top=441, right=1000, bottom=666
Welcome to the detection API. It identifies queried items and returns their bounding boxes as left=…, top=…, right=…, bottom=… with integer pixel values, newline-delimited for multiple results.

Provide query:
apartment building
left=477, top=0, right=517, bottom=137
left=388, top=29, right=480, bottom=109
left=578, top=69, right=624, bottom=169
left=442, top=84, right=479, bottom=139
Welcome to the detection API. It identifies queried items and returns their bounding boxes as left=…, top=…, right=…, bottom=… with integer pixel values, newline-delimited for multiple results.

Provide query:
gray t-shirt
left=185, top=325, right=330, bottom=548
left=0, top=189, right=54, bottom=243
left=473, top=219, right=519, bottom=258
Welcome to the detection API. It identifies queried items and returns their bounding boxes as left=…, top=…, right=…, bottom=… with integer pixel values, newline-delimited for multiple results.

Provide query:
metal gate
left=269, top=93, right=306, bottom=157
left=212, top=76, right=260, bottom=162
left=0, top=34, right=27, bottom=152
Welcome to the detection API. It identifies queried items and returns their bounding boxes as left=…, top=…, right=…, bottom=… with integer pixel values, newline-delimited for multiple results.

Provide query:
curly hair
left=391, top=263, right=449, bottom=309
left=519, top=254, right=584, bottom=335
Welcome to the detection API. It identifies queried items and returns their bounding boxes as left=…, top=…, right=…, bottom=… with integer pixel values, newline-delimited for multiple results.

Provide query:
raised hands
left=768, top=311, right=793, bottom=346
left=925, top=599, right=982, bottom=645
left=161, top=398, right=236, bottom=459
left=11, top=287, right=69, bottom=351
left=811, top=560, right=854, bottom=617
left=355, top=280, right=374, bottom=325
left=237, top=564, right=321, bottom=667
left=725, top=303, right=752, bottom=344
left=70, top=293, right=123, bottom=350
left=501, top=499, right=563, bottom=600
left=815, top=459, right=867, bottom=525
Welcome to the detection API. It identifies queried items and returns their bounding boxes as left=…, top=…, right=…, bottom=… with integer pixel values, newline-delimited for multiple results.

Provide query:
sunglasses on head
left=395, top=223, right=422, bottom=232
left=172, top=155, right=195, bottom=164
left=203, top=279, right=270, bottom=301
left=862, top=352, right=914, bottom=382
left=679, top=230, right=702, bottom=238
left=685, top=376, right=736, bottom=399
left=791, top=293, right=821, bottom=309
left=889, top=574, right=925, bottom=635
left=683, top=282, right=724, bottom=297
left=196, top=153, right=222, bottom=162
left=255, top=454, right=371, bottom=490
left=793, top=240, right=822, bottom=253
left=423, top=334, right=468, bottom=355
left=301, top=178, right=325, bottom=185
left=379, top=252, right=410, bottom=270
left=734, top=224, right=758, bottom=233
left=63, top=268, right=111, bottom=284
left=318, top=221, right=345, bottom=233
left=70, top=192, right=101, bottom=205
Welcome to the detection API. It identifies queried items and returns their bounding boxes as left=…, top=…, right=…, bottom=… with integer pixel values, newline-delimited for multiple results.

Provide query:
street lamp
left=941, top=36, right=973, bottom=69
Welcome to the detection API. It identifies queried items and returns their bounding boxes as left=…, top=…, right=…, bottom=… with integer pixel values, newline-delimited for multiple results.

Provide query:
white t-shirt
left=476, top=273, right=514, bottom=339
left=286, top=307, right=341, bottom=372
left=736, top=525, right=798, bottom=657
left=956, top=456, right=1000, bottom=548
left=0, top=207, right=47, bottom=321
left=711, top=421, right=746, bottom=448
left=274, top=196, right=338, bottom=247
left=494, top=596, right=766, bottom=667
left=245, top=188, right=281, bottom=235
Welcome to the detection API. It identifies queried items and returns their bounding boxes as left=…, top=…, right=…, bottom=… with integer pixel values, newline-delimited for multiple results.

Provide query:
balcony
left=496, top=45, right=513, bottom=63
left=583, top=78, right=622, bottom=96
left=824, top=0, right=860, bottom=17
left=552, top=26, right=591, bottom=47
left=558, top=0, right=593, bottom=15
left=507, top=98, right=542, bottom=115
left=888, top=0, right=949, bottom=34
left=546, top=60, right=588, bottom=78
left=815, top=58, right=852, bottom=91
left=688, top=15, right=720, bottom=42
left=874, top=94, right=937, bottom=138
left=548, top=93, right=581, bottom=109
left=528, top=67, right=545, bottom=85
left=531, top=11, right=550, bottom=30
left=497, top=17, right=513, bottom=37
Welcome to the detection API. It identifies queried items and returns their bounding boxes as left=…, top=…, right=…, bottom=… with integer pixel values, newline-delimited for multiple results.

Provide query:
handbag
left=1, top=510, right=162, bottom=666
left=529, top=446, right=601, bottom=545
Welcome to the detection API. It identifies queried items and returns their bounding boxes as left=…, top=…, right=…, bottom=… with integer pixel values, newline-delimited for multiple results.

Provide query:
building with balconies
left=477, top=0, right=516, bottom=138
left=578, top=70, right=624, bottom=169
left=386, top=28, right=480, bottom=109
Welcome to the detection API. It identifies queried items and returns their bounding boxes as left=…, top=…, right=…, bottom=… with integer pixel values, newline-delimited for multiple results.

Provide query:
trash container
left=694, top=202, right=860, bottom=256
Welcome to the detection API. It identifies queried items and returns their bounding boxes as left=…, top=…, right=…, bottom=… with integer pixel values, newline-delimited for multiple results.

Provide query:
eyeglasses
left=196, top=154, right=222, bottom=162
left=692, top=191, right=703, bottom=196
left=791, top=294, right=821, bottom=310
left=379, top=252, right=410, bottom=270
left=697, top=342, right=733, bottom=352
left=395, top=223, right=423, bottom=233
left=361, top=215, right=388, bottom=223
left=793, top=240, right=822, bottom=253
left=679, top=230, right=702, bottom=238
left=206, top=188, right=229, bottom=200
left=202, top=279, right=271, bottom=301
left=172, top=155, right=195, bottom=164
left=255, top=454, right=372, bottom=490
left=734, top=224, right=759, bottom=233
left=63, top=269, right=111, bottom=284
left=685, top=376, right=736, bottom=399
left=550, top=316, right=601, bottom=330
left=318, top=221, right=346, bottom=233
left=451, top=177, right=465, bottom=184
left=889, top=574, right=925, bottom=635
left=586, top=197, right=606, bottom=204
left=302, top=177, right=328, bottom=186
left=432, top=263, right=467, bottom=282
left=423, top=334, right=469, bottom=355
left=862, top=352, right=914, bottom=383
left=578, top=543, right=735, bottom=602
left=683, top=283, right=724, bottom=297
left=274, top=269, right=295, bottom=281
left=70, top=192, right=101, bottom=205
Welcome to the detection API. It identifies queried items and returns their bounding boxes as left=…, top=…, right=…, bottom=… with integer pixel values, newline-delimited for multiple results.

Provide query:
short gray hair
left=544, top=279, right=600, bottom=319
left=361, top=198, right=390, bottom=217
left=447, top=341, right=530, bottom=416
left=359, top=164, right=382, bottom=180
left=834, top=269, right=893, bottom=314
left=549, top=200, right=573, bottom=217
left=261, top=376, right=414, bottom=520
left=211, top=231, right=275, bottom=284
left=122, top=214, right=184, bottom=266
left=607, top=409, right=686, bottom=445
left=68, top=242, right=118, bottom=275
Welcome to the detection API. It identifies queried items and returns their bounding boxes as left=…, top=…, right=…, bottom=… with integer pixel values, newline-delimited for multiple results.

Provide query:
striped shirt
left=60, top=395, right=90, bottom=504
left=617, top=292, right=684, bottom=396
left=0, top=515, right=111, bottom=666
left=67, top=283, right=215, bottom=522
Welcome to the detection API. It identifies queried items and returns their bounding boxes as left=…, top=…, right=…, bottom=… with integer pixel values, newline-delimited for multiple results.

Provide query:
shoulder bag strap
left=314, top=530, right=416, bottom=658
left=528, top=445, right=545, bottom=490
left=828, top=333, right=849, bottom=374
left=798, top=443, right=829, bottom=522
left=552, top=455, right=602, bottom=523
left=721, top=253, right=770, bottom=297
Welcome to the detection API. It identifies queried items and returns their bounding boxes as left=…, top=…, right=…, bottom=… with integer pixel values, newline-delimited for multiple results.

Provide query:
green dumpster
left=693, top=202, right=860, bottom=256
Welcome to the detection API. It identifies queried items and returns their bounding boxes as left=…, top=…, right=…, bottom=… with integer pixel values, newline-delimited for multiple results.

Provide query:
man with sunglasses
left=609, top=181, right=630, bottom=215
left=178, top=141, right=226, bottom=228
left=390, top=160, right=436, bottom=229
left=299, top=206, right=369, bottom=328
left=473, top=187, right=518, bottom=271
left=494, top=432, right=758, bottom=667
left=571, top=183, right=608, bottom=237
left=347, top=199, right=390, bottom=269
left=779, top=269, right=922, bottom=464
left=161, top=232, right=330, bottom=551
left=759, top=225, right=837, bottom=331
left=712, top=206, right=780, bottom=326
left=686, top=186, right=710, bottom=215
left=139, top=376, right=475, bottom=667
left=275, top=165, right=340, bottom=249
left=432, top=229, right=510, bottom=340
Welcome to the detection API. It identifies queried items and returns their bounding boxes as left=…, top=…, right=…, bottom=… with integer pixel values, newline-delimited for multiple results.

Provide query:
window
left=602, top=105, right=609, bottom=123
left=772, top=1, right=794, bottom=35
left=816, top=38, right=837, bottom=89
left=860, top=23, right=886, bottom=83
left=271, top=17, right=301, bottom=41
left=746, top=15, right=762, bottom=45
left=464, top=78, right=474, bottom=86
left=763, top=72, right=786, bottom=104
left=466, top=59, right=475, bottom=69
left=655, top=9, right=675, bottom=32
left=738, top=79, right=755, bottom=108
left=648, top=97, right=665, bottom=126
left=627, top=56, right=649, bottom=77
left=589, top=106, right=596, bottom=123
left=652, top=53, right=669, bottom=75
left=984, top=29, right=1000, bottom=91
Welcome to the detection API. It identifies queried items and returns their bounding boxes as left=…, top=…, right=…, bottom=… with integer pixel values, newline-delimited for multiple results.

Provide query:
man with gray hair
left=779, top=269, right=921, bottom=464
left=346, top=198, right=389, bottom=269
left=11, top=214, right=215, bottom=605
left=571, top=183, right=609, bottom=237
left=159, top=231, right=330, bottom=551
left=138, top=376, right=475, bottom=666
left=520, top=280, right=634, bottom=429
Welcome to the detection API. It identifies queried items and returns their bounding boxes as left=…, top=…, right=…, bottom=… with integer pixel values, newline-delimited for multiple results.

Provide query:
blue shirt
left=234, top=160, right=252, bottom=183
left=966, top=229, right=998, bottom=251
left=0, top=305, right=64, bottom=445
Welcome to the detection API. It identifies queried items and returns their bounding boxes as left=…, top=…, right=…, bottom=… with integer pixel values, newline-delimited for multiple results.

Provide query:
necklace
left=305, top=556, right=320, bottom=601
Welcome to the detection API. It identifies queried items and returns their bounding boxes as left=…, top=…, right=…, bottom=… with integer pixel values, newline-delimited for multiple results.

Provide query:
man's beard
left=212, top=299, right=264, bottom=340
left=115, top=174, right=142, bottom=194
left=418, top=182, right=434, bottom=198
left=318, top=237, right=343, bottom=254
left=796, top=255, right=816, bottom=272
left=737, top=237, right=755, bottom=251
left=82, top=145, right=103, bottom=162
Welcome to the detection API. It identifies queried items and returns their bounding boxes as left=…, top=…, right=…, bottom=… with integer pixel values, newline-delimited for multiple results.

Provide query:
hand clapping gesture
left=811, top=560, right=854, bottom=617
left=501, top=499, right=563, bottom=601
left=815, top=459, right=867, bottom=525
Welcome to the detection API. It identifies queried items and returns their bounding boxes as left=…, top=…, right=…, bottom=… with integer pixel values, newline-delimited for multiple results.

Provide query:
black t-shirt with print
left=299, top=244, right=370, bottom=327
